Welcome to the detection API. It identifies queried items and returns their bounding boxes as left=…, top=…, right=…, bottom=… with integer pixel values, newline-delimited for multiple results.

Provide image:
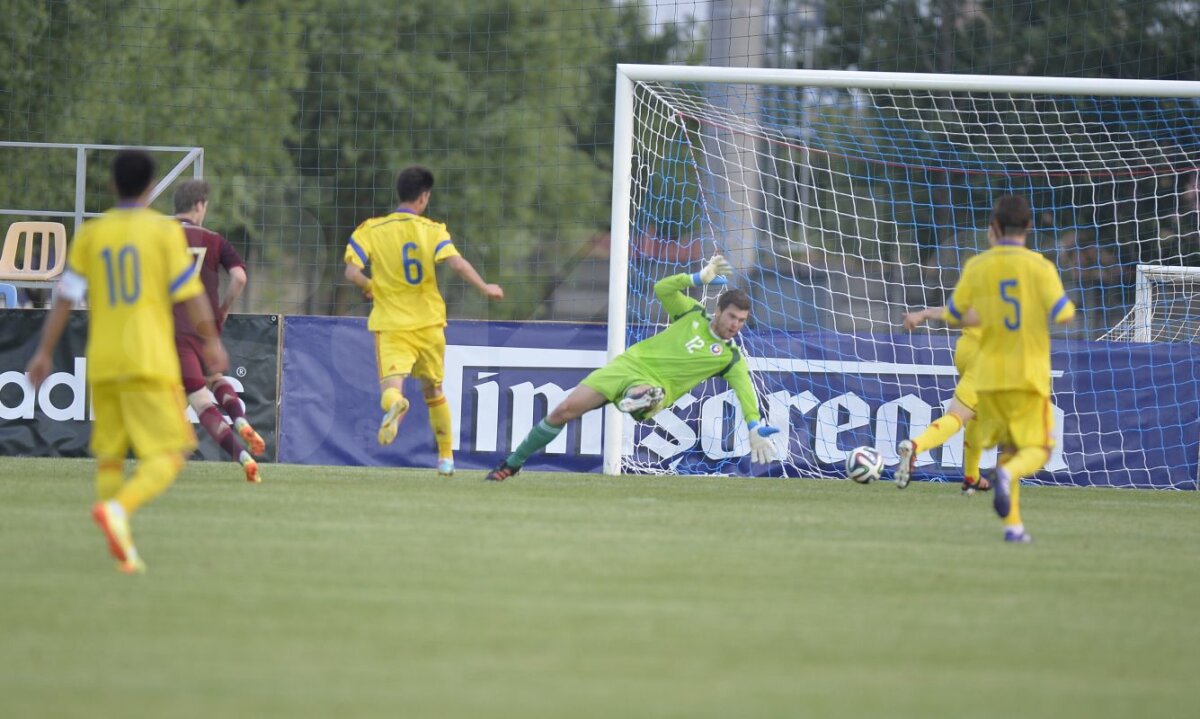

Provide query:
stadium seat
left=0, top=221, right=67, bottom=282
left=0, top=283, right=17, bottom=308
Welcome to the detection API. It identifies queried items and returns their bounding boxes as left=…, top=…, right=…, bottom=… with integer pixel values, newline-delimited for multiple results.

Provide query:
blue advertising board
left=278, top=317, right=1199, bottom=488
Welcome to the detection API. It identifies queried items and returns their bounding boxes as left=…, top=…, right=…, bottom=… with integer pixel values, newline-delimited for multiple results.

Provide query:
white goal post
left=605, top=64, right=1200, bottom=484
left=1103, top=264, right=1200, bottom=343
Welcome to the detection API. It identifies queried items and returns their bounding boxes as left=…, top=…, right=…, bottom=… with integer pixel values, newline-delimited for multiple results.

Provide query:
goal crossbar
left=606, top=64, right=1200, bottom=480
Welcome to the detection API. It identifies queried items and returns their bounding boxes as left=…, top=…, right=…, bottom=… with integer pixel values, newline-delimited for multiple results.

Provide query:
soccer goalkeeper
left=486, top=255, right=780, bottom=481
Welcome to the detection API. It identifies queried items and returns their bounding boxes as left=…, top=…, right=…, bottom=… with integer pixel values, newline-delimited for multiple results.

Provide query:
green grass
left=0, top=457, right=1196, bottom=718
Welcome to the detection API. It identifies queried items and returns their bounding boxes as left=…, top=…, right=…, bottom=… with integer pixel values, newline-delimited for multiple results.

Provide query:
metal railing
left=0, top=141, right=204, bottom=233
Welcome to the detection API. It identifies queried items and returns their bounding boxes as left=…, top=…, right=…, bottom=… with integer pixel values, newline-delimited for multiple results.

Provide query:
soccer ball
left=846, top=446, right=884, bottom=484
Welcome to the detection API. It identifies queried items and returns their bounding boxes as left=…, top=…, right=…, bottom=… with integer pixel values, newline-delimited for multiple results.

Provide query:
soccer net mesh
left=617, top=70, right=1200, bottom=487
left=1103, top=265, right=1200, bottom=342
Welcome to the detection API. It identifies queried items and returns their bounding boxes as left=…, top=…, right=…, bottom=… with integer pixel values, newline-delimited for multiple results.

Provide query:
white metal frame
left=0, top=141, right=204, bottom=234
left=605, top=63, right=1200, bottom=475
left=1133, top=264, right=1200, bottom=343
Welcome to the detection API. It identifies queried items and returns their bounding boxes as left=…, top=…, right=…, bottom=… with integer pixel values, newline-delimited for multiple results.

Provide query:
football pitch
left=0, top=457, right=1196, bottom=719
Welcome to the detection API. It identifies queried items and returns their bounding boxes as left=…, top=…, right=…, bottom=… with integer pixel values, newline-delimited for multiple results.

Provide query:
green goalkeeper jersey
left=615, top=273, right=761, bottom=423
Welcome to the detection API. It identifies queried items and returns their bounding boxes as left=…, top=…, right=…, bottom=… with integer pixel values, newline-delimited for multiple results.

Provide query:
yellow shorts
left=975, top=390, right=1055, bottom=452
left=374, top=326, right=446, bottom=384
left=90, top=378, right=197, bottom=460
left=952, top=339, right=979, bottom=410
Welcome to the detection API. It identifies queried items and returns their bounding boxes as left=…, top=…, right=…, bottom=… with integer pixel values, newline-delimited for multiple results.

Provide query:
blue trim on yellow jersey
left=947, top=298, right=963, bottom=321
left=396, top=208, right=418, bottom=214
left=168, top=262, right=196, bottom=294
left=1050, top=294, right=1070, bottom=321
left=347, top=237, right=368, bottom=266
left=434, top=239, right=453, bottom=255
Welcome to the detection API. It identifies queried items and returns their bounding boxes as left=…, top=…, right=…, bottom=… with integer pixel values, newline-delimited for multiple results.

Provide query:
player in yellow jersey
left=344, top=165, right=504, bottom=476
left=25, top=150, right=228, bottom=573
left=943, top=195, right=1075, bottom=543
left=895, top=313, right=990, bottom=495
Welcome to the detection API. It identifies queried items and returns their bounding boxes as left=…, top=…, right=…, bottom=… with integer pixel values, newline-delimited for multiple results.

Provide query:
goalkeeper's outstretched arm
left=723, top=354, right=780, bottom=464
left=653, top=254, right=733, bottom=319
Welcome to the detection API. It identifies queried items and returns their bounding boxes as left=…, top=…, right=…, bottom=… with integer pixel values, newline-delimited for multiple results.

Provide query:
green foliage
left=0, top=1, right=684, bottom=319
left=820, top=0, right=1200, bottom=79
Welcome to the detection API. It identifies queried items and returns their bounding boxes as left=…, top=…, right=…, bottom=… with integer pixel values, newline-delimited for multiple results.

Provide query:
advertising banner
left=0, top=311, right=280, bottom=462
left=278, top=317, right=1199, bottom=488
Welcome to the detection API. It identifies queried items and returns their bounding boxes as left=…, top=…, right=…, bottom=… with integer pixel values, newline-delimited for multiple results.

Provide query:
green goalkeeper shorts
left=580, top=358, right=665, bottom=420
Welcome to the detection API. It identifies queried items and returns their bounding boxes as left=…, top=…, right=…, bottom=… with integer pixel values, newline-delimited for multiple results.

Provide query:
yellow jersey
left=953, top=326, right=982, bottom=372
left=945, top=244, right=1075, bottom=397
left=67, top=205, right=203, bottom=384
left=344, top=210, right=461, bottom=331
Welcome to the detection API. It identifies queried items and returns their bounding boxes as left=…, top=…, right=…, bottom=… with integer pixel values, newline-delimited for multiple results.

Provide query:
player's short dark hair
left=991, top=194, right=1032, bottom=236
left=173, top=179, right=210, bottom=214
left=112, top=150, right=155, bottom=199
left=396, top=165, right=435, bottom=203
left=718, top=288, right=751, bottom=313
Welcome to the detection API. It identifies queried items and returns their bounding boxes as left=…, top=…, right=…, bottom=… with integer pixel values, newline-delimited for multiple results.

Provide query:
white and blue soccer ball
left=846, top=446, right=884, bottom=484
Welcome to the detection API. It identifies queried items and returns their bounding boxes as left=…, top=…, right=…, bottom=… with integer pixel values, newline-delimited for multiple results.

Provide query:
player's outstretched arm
left=653, top=255, right=733, bottom=319
left=724, top=357, right=780, bottom=465
left=902, top=306, right=945, bottom=332
left=444, top=255, right=503, bottom=301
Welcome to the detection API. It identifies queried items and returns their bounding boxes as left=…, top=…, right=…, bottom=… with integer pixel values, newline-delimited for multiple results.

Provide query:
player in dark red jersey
left=172, top=180, right=266, bottom=482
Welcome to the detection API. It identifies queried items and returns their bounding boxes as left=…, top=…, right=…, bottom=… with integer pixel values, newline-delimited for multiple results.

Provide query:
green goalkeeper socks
left=507, top=419, right=564, bottom=468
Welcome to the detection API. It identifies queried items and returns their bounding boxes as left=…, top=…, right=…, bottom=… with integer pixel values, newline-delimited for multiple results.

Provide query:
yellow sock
left=115, top=454, right=184, bottom=516
left=95, top=458, right=125, bottom=501
left=426, top=395, right=453, bottom=460
left=381, top=386, right=405, bottom=413
left=962, top=420, right=984, bottom=484
left=911, top=413, right=964, bottom=453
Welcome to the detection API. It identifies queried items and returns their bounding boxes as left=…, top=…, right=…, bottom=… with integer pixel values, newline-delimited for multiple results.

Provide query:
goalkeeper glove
left=747, top=421, right=781, bottom=464
left=693, top=254, right=734, bottom=286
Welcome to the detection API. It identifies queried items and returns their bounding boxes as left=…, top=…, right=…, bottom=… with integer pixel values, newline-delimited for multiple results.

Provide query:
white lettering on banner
left=814, top=393, right=872, bottom=464
left=440, top=344, right=1068, bottom=468
left=0, top=358, right=91, bottom=421
left=0, top=357, right=250, bottom=425
left=641, top=394, right=698, bottom=459
left=443, top=346, right=607, bottom=452
left=509, top=382, right=596, bottom=456
left=473, top=374, right=499, bottom=452
left=766, top=389, right=819, bottom=457
left=700, top=391, right=746, bottom=459
left=876, top=395, right=933, bottom=465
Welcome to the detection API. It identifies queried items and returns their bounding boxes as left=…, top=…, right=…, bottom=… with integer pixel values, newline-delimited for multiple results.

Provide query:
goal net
left=607, top=65, right=1200, bottom=488
left=1103, top=265, right=1200, bottom=342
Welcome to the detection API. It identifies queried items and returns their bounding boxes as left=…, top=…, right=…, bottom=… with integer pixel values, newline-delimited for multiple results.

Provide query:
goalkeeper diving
left=486, top=255, right=780, bottom=481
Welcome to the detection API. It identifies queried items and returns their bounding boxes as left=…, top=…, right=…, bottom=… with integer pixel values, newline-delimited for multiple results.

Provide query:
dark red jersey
left=172, top=220, right=245, bottom=337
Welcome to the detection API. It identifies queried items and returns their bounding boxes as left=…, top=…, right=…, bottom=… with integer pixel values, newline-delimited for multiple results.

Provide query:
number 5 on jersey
left=1000, top=279, right=1020, bottom=330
